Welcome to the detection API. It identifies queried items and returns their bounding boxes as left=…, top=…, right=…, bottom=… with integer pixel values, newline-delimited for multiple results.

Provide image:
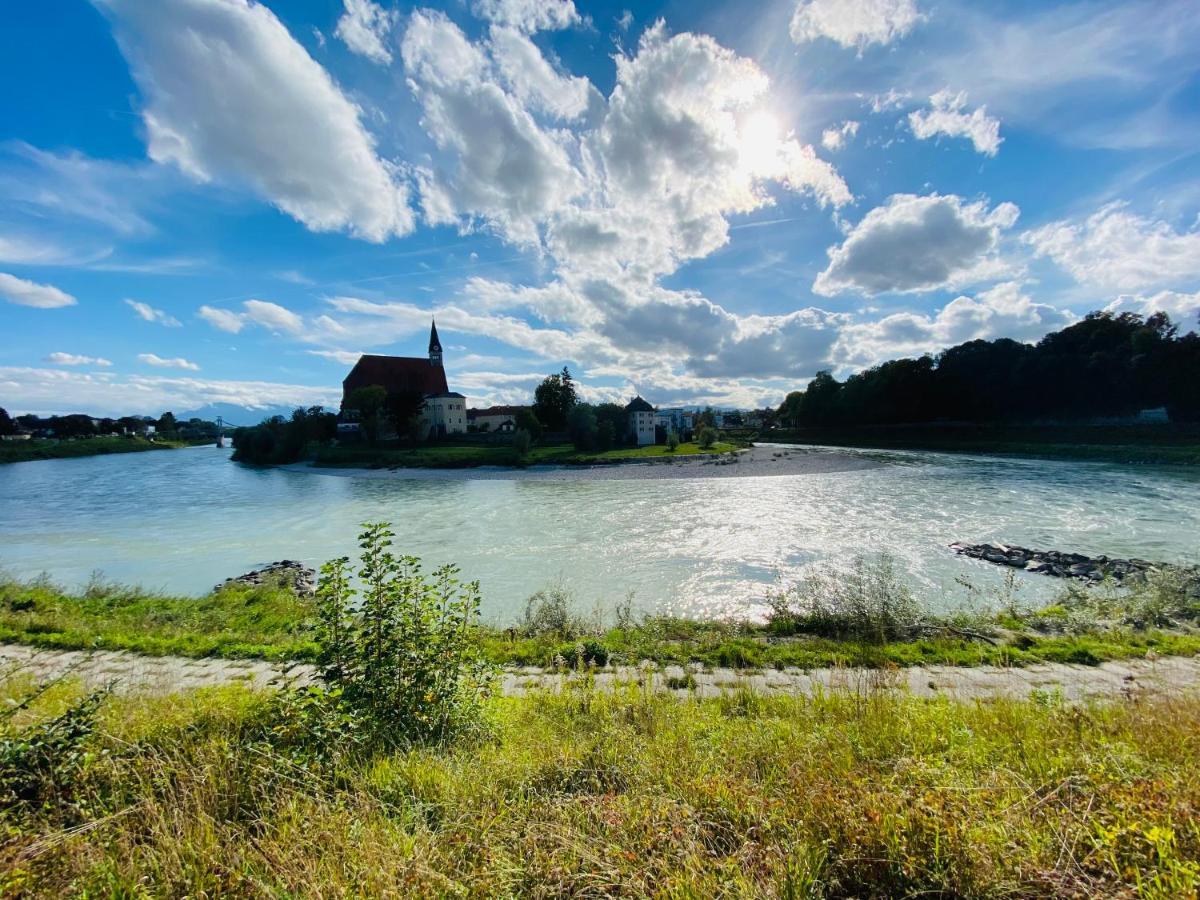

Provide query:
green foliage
left=533, top=366, right=577, bottom=431
left=345, top=386, right=388, bottom=444
left=231, top=405, right=337, bottom=464
left=512, top=428, right=532, bottom=457
left=514, top=407, right=543, bottom=441
left=305, top=523, right=493, bottom=749
left=384, top=389, right=426, bottom=439
left=566, top=402, right=598, bottom=450
left=0, top=406, right=13, bottom=436
left=696, top=425, right=717, bottom=450
left=0, top=436, right=181, bottom=465
left=666, top=430, right=680, bottom=451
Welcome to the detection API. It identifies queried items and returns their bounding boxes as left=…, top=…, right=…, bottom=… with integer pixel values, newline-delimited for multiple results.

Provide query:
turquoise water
left=1, top=446, right=1197, bottom=623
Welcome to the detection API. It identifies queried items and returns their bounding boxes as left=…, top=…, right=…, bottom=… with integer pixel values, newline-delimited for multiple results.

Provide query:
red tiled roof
left=342, top=355, right=448, bottom=400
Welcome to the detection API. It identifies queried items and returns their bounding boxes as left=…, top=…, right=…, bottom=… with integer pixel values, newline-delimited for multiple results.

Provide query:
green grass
left=309, top=440, right=741, bottom=469
left=4, top=677, right=1199, bottom=896
left=0, top=436, right=186, bottom=465
left=3, top=572, right=1198, bottom=671
left=764, top=423, right=1200, bottom=465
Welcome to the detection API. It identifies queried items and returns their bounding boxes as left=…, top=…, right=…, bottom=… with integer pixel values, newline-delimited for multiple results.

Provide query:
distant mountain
left=176, top=403, right=300, bottom=427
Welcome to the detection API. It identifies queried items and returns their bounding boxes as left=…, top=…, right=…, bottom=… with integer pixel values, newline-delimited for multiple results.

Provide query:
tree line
left=778, top=311, right=1200, bottom=427
left=0, top=409, right=217, bottom=440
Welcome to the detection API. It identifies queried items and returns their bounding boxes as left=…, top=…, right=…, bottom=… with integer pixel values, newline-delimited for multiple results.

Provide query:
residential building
left=625, top=396, right=657, bottom=446
left=468, top=405, right=525, bottom=432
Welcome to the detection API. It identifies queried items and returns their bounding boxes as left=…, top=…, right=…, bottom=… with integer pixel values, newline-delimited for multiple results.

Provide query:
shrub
left=520, top=585, right=589, bottom=639
left=666, top=430, right=680, bottom=451
left=512, top=429, right=532, bottom=458
left=303, top=523, right=493, bottom=750
left=697, top=426, right=717, bottom=450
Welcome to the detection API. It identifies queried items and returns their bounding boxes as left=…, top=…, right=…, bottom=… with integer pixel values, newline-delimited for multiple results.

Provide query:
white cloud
left=1024, top=202, right=1200, bottom=291
left=0, top=366, right=335, bottom=418
left=836, top=282, right=1076, bottom=367
left=334, top=0, right=395, bottom=64
left=1104, top=290, right=1200, bottom=329
left=0, top=272, right=78, bottom=308
left=0, top=234, right=75, bottom=265
left=909, top=90, right=1002, bottom=156
left=95, top=0, right=413, bottom=241
left=814, top=193, right=1019, bottom=296
left=138, top=353, right=200, bottom=371
left=307, top=349, right=365, bottom=366
left=488, top=25, right=596, bottom=120
left=242, top=299, right=305, bottom=335
left=124, top=298, right=181, bottom=327
left=197, top=305, right=245, bottom=334
left=790, top=0, right=922, bottom=52
left=472, top=0, right=580, bottom=33
left=868, top=88, right=910, bottom=112
left=44, top=352, right=113, bottom=367
left=821, top=120, right=859, bottom=151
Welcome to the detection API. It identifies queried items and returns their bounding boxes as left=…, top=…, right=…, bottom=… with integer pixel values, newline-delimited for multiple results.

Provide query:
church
left=340, top=321, right=467, bottom=440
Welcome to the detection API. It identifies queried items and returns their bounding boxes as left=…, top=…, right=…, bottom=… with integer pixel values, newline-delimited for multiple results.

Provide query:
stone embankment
left=951, top=542, right=1152, bottom=581
left=215, top=560, right=316, bottom=596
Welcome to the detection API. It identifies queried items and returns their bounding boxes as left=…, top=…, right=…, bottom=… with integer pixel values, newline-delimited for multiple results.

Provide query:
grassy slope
left=4, top=678, right=1199, bottom=895
left=0, top=436, right=186, bottom=465
left=309, top=440, right=740, bottom=469
left=765, top=423, right=1200, bottom=465
left=2, top=575, right=1198, bottom=669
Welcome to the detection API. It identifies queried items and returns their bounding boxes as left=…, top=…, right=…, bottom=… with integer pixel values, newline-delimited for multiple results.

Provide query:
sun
left=736, top=110, right=783, bottom=178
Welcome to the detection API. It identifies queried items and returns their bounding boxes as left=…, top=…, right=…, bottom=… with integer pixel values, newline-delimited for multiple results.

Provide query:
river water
left=1, top=446, right=1196, bottom=623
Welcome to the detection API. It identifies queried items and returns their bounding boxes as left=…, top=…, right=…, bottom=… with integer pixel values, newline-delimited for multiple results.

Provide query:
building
left=625, top=396, right=657, bottom=446
left=468, top=405, right=524, bottom=432
left=341, top=320, right=467, bottom=440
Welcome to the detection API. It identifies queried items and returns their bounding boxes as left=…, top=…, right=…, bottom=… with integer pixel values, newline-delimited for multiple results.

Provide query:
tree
left=385, top=390, right=426, bottom=440
left=0, top=407, right=13, bottom=436
left=666, top=430, right=680, bottom=451
left=533, top=367, right=577, bottom=431
left=594, top=403, right=627, bottom=446
left=567, top=403, right=598, bottom=451
left=515, top=408, right=543, bottom=442
left=156, top=411, right=177, bottom=435
left=346, top=385, right=388, bottom=444
left=697, top=426, right=717, bottom=450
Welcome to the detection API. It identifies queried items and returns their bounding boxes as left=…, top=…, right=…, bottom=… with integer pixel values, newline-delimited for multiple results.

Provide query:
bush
left=512, top=428, right=532, bottom=457
left=302, top=523, right=493, bottom=750
left=697, top=426, right=717, bottom=450
left=520, top=586, right=589, bottom=639
left=666, top=430, right=680, bottom=451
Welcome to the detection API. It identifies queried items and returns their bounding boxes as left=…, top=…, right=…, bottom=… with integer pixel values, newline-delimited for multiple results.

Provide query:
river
left=1, top=445, right=1197, bottom=623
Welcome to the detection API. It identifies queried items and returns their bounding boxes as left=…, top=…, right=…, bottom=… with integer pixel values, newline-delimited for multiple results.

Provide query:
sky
left=1, top=0, right=1199, bottom=418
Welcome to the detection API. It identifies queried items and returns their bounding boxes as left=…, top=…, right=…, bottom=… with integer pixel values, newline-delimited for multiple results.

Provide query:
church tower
left=428, top=319, right=443, bottom=366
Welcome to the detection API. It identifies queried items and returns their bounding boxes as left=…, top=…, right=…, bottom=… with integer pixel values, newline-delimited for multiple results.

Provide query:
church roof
left=625, top=396, right=654, bottom=413
left=428, top=319, right=442, bottom=353
left=342, top=355, right=448, bottom=398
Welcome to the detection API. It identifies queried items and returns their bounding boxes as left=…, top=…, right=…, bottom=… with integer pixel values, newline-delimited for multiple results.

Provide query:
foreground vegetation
left=3, top=551, right=1197, bottom=671
left=309, top=439, right=741, bottom=469
left=2, top=674, right=1198, bottom=896
left=764, top=423, right=1200, bottom=465
left=0, top=436, right=186, bottom=465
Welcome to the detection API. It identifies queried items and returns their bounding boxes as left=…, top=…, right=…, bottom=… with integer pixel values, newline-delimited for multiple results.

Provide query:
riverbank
left=764, top=423, right=1200, bottom=465
left=307, top=438, right=743, bottom=469
left=3, top=562, right=1197, bottom=670
left=290, top=443, right=883, bottom=481
left=3, top=673, right=1198, bottom=895
left=0, top=436, right=186, bottom=465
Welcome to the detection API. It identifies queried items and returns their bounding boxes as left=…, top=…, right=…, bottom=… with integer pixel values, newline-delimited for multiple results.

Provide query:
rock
left=949, top=541, right=1158, bottom=583
left=217, top=559, right=317, bottom=596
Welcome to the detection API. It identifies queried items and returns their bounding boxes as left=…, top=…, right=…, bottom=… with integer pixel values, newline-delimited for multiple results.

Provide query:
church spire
left=428, top=318, right=443, bottom=366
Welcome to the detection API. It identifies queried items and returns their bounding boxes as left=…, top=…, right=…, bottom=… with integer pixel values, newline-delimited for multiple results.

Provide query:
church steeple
left=428, top=318, right=443, bottom=366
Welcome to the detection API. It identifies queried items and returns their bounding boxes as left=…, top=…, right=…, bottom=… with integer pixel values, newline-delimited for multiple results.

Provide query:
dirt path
left=3, top=643, right=1199, bottom=702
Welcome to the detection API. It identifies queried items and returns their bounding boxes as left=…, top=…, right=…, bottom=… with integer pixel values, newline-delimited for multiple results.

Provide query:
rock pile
left=950, top=542, right=1152, bottom=581
left=217, top=560, right=317, bottom=596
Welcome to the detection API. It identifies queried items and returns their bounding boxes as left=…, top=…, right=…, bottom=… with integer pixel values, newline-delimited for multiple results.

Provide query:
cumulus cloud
left=488, top=25, right=597, bottom=120
left=814, top=193, right=1020, bottom=296
left=0, top=366, right=334, bottom=418
left=790, top=0, right=922, bottom=52
left=1104, top=290, right=1200, bottom=329
left=835, top=282, right=1076, bottom=367
left=909, top=90, right=1002, bottom=156
left=124, top=298, right=181, bottom=327
left=44, top=352, right=113, bottom=367
left=197, top=305, right=245, bottom=334
left=95, top=0, right=413, bottom=241
left=0, top=272, right=78, bottom=308
left=307, top=349, right=366, bottom=366
left=821, top=120, right=859, bottom=151
left=1024, top=202, right=1200, bottom=291
left=472, top=0, right=580, bottom=33
left=334, top=0, right=395, bottom=64
left=138, top=353, right=200, bottom=371
left=242, top=299, right=305, bottom=335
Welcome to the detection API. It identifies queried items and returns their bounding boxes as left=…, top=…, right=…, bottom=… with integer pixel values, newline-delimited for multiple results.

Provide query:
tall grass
left=2, top=676, right=1198, bottom=896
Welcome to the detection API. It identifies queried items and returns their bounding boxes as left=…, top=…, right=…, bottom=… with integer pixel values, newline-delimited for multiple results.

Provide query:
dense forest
left=778, top=311, right=1200, bottom=426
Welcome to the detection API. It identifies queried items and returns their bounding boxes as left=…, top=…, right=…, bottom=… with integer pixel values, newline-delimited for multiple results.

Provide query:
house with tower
left=340, top=320, right=467, bottom=440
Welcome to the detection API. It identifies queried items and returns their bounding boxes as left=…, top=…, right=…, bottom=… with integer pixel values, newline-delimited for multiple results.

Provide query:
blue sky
left=1, top=0, right=1199, bottom=417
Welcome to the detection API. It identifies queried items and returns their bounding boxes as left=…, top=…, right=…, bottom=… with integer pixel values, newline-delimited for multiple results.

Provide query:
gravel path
left=283, top=445, right=884, bottom=482
left=3, top=643, right=1198, bottom=703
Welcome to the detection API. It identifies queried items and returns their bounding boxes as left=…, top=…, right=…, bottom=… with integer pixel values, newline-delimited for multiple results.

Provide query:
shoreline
left=283, top=444, right=885, bottom=481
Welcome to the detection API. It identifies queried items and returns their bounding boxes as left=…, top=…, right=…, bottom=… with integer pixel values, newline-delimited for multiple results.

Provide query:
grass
left=3, top=675, right=1199, bottom=896
left=764, top=423, right=1200, bottom=465
left=309, top=439, right=741, bottom=469
left=2, top=564, right=1198, bottom=671
left=0, top=436, right=186, bottom=465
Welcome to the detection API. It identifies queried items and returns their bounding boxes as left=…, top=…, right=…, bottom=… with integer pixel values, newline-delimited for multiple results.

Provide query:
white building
left=625, top=396, right=657, bottom=446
